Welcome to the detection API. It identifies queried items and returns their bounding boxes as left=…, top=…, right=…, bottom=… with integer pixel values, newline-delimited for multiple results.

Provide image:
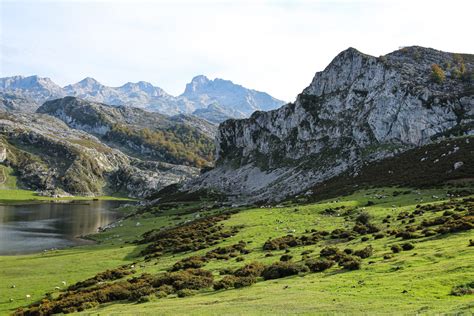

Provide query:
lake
left=0, top=200, right=128, bottom=255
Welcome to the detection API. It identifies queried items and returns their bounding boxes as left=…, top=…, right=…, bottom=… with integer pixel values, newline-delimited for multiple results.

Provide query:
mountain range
left=0, top=75, right=285, bottom=123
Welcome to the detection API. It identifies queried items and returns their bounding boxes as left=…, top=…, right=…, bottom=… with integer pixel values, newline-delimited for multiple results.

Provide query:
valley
left=1, top=185, right=472, bottom=314
left=0, top=45, right=472, bottom=315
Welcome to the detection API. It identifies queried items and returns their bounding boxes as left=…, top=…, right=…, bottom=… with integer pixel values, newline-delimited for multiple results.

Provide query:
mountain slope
left=186, top=46, right=474, bottom=202
left=37, top=97, right=216, bottom=168
left=0, top=111, right=198, bottom=197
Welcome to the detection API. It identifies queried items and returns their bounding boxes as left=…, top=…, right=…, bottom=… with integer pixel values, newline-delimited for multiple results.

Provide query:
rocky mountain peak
left=65, top=77, right=104, bottom=92
left=188, top=46, right=474, bottom=202
left=183, top=75, right=211, bottom=94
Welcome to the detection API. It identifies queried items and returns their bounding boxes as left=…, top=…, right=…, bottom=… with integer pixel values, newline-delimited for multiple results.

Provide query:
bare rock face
left=187, top=46, right=474, bottom=202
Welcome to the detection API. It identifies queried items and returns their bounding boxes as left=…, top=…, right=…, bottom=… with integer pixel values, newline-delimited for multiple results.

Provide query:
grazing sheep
left=11, top=284, right=15, bottom=288
left=61, top=281, right=67, bottom=285
left=26, top=294, right=31, bottom=299
left=54, top=286, right=60, bottom=290
left=9, top=298, right=14, bottom=302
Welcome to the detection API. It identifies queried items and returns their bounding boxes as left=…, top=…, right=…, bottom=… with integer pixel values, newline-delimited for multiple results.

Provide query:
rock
left=453, top=161, right=464, bottom=170
left=186, top=46, right=474, bottom=202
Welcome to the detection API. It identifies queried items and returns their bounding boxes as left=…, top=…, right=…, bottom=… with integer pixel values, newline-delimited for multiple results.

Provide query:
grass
left=0, top=189, right=132, bottom=204
left=1, top=187, right=473, bottom=315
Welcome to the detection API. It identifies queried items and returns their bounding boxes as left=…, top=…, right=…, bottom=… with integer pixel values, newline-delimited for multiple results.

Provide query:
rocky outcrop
left=187, top=46, right=474, bottom=202
left=0, top=111, right=198, bottom=197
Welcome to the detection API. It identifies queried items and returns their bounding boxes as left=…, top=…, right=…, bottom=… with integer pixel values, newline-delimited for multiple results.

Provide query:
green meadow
left=1, top=187, right=473, bottom=315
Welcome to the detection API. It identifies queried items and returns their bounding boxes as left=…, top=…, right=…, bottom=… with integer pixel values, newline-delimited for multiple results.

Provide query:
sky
left=1, top=0, right=473, bottom=102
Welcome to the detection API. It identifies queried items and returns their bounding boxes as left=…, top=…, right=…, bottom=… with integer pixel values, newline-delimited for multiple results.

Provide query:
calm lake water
left=0, top=200, right=127, bottom=255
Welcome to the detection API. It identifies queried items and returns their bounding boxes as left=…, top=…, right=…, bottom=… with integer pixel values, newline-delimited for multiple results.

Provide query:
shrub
left=343, top=248, right=353, bottom=254
left=261, top=262, right=309, bottom=280
left=137, top=295, right=152, bottom=303
left=401, top=242, right=415, bottom=251
left=152, top=269, right=214, bottom=291
left=361, top=236, right=370, bottom=242
left=68, top=267, right=133, bottom=291
left=374, top=233, right=384, bottom=239
left=233, top=262, right=265, bottom=278
left=305, top=259, right=335, bottom=272
left=422, top=229, right=437, bottom=237
left=354, top=245, right=373, bottom=259
left=155, top=290, right=168, bottom=298
left=234, top=276, right=257, bottom=288
left=469, top=239, right=474, bottom=247
left=391, top=245, right=402, bottom=253
left=356, top=211, right=372, bottom=224
left=280, top=254, right=293, bottom=262
left=213, top=276, right=238, bottom=290
left=451, top=281, right=474, bottom=296
left=339, top=256, right=361, bottom=270
left=353, top=223, right=380, bottom=235
left=171, top=256, right=206, bottom=271
left=436, top=219, right=474, bottom=234
left=263, top=235, right=300, bottom=250
left=219, top=268, right=234, bottom=275
left=396, top=230, right=422, bottom=240
left=431, top=64, right=445, bottom=83
left=177, top=289, right=196, bottom=297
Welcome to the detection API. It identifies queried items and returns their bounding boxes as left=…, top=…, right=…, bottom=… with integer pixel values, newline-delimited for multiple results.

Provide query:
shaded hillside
left=303, top=136, right=474, bottom=202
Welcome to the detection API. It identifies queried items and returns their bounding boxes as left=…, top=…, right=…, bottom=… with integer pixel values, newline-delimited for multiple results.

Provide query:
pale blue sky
left=1, top=0, right=473, bottom=101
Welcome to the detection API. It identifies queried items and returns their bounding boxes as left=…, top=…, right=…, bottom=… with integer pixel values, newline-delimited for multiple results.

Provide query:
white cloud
left=1, top=0, right=473, bottom=101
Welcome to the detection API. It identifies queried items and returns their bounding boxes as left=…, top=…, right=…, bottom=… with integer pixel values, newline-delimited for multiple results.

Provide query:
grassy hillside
left=2, top=185, right=473, bottom=315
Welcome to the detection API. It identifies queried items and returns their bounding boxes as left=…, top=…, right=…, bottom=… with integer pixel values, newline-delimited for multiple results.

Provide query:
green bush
left=339, top=256, right=362, bottom=270
left=234, top=276, right=257, bottom=288
left=171, top=256, right=206, bottom=271
left=233, top=262, right=265, bottom=278
left=280, top=254, right=293, bottom=261
left=261, top=262, right=309, bottom=280
left=391, top=244, right=402, bottom=253
left=401, top=242, right=415, bottom=251
left=354, top=245, right=373, bottom=259
left=177, top=289, right=196, bottom=297
left=213, top=275, right=238, bottom=290
left=305, top=259, right=335, bottom=272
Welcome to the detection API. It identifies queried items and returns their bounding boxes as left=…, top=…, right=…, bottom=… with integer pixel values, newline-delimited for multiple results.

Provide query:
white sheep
left=11, top=284, right=16, bottom=288
left=61, top=281, right=67, bottom=286
left=54, top=286, right=60, bottom=290
left=26, top=294, right=31, bottom=299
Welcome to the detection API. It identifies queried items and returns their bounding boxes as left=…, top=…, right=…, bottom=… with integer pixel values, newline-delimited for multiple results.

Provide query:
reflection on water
left=0, top=200, right=126, bottom=255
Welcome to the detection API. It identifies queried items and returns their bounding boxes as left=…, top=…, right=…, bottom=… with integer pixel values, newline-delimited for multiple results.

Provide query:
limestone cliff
left=187, top=46, right=474, bottom=202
